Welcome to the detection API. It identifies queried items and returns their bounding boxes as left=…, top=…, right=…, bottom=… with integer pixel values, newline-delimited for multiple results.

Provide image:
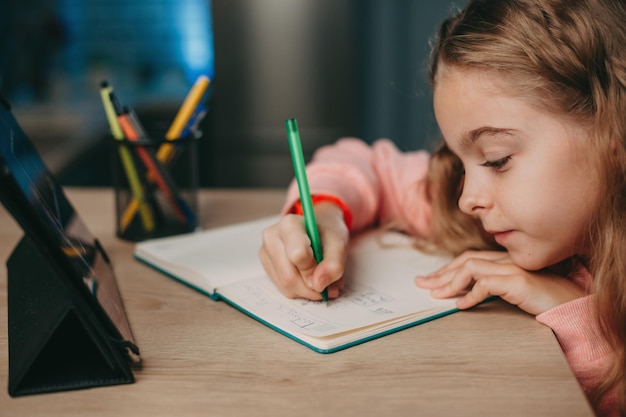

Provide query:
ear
left=610, top=135, right=619, bottom=153
left=608, top=136, right=626, bottom=172
left=610, top=136, right=626, bottom=160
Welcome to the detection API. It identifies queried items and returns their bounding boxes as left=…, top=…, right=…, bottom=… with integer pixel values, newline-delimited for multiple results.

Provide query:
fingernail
left=306, top=278, right=316, bottom=290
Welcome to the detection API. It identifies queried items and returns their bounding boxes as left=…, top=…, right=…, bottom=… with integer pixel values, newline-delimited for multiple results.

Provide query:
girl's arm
left=536, top=296, right=613, bottom=395
left=417, top=255, right=615, bottom=413
left=282, top=137, right=433, bottom=236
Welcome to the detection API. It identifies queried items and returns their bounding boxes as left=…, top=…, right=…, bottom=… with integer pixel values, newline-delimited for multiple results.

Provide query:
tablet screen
left=0, top=99, right=138, bottom=356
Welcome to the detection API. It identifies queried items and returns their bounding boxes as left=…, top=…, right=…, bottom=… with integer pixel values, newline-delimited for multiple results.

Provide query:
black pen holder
left=112, top=135, right=199, bottom=241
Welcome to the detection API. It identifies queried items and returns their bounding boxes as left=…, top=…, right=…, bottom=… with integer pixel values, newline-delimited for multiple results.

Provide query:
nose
left=458, top=174, right=492, bottom=215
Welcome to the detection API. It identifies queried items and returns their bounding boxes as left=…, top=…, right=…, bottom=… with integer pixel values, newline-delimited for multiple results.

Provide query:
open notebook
left=134, top=216, right=458, bottom=353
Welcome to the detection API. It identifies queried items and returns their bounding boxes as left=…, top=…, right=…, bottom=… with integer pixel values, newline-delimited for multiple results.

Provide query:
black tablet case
left=0, top=96, right=140, bottom=396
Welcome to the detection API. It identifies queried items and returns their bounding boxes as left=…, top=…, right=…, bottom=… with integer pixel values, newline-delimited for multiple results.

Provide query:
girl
left=258, top=0, right=626, bottom=415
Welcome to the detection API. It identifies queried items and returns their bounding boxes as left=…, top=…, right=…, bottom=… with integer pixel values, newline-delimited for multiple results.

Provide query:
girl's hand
left=414, top=251, right=586, bottom=315
left=258, top=202, right=350, bottom=300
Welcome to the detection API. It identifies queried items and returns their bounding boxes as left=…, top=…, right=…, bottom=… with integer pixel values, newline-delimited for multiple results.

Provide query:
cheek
left=500, top=162, right=586, bottom=227
left=525, top=170, right=598, bottom=242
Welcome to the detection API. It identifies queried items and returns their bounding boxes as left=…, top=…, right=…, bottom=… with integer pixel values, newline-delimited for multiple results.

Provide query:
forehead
left=433, top=67, right=509, bottom=112
left=434, top=69, right=552, bottom=142
left=433, top=69, right=522, bottom=142
left=433, top=67, right=594, bottom=158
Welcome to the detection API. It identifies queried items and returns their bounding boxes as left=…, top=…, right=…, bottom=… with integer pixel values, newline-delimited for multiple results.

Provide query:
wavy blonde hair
left=426, top=0, right=626, bottom=412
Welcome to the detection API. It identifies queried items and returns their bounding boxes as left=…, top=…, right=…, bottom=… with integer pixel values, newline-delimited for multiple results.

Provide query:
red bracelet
left=292, top=194, right=353, bottom=231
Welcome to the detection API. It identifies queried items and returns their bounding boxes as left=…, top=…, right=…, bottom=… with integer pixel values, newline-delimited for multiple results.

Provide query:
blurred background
left=1, top=0, right=465, bottom=188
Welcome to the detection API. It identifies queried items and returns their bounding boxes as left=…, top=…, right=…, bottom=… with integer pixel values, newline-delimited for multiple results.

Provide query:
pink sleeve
left=536, top=296, right=613, bottom=397
left=282, top=137, right=433, bottom=235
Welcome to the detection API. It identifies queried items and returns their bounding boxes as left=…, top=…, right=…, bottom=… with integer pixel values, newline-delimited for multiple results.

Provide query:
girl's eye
left=480, top=156, right=511, bottom=172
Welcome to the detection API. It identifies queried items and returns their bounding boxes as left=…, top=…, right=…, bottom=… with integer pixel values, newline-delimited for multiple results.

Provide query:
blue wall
left=1, top=0, right=467, bottom=187
left=0, top=0, right=213, bottom=103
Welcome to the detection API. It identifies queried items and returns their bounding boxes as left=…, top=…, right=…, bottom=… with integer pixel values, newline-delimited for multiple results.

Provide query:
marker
left=285, top=118, right=328, bottom=302
left=121, top=75, right=210, bottom=225
left=99, top=81, right=154, bottom=233
left=159, top=75, right=211, bottom=164
left=125, top=106, right=195, bottom=226
left=117, top=107, right=189, bottom=226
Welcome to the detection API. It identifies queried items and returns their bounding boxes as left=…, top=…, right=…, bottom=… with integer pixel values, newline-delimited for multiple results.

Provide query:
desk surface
left=0, top=188, right=594, bottom=417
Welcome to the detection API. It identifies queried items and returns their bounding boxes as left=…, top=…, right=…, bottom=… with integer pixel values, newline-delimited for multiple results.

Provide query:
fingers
left=428, top=250, right=509, bottom=277
left=315, top=211, right=349, bottom=292
left=414, top=256, right=518, bottom=306
left=259, top=242, right=322, bottom=300
left=259, top=213, right=348, bottom=300
left=455, top=275, right=508, bottom=310
left=259, top=215, right=319, bottom=299
left=415, top=252, right=588, bottom=315
left=414, top=250, right=510, bottom=292
left=458, top=273, right=587, bottom=315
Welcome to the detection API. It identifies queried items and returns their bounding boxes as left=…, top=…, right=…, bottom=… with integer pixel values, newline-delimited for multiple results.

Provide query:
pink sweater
left=282, top=138, right=616, bottom=416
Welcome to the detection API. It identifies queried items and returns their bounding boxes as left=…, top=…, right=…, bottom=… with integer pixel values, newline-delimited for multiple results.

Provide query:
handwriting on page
left=295, top=285, right=393, bottom=310
left=281, top=285, right=394, bottom=329
left=223, top=277, right=400, bottom=337
left=283, top=308, right=315, bottom=329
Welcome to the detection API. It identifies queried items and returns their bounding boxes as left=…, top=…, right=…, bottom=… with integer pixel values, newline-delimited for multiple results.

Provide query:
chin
left=507, top=252, right=553, bottom=272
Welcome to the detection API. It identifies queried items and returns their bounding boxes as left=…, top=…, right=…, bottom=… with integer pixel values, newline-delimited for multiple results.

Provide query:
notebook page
left=218, top=229, right=454, bottom=338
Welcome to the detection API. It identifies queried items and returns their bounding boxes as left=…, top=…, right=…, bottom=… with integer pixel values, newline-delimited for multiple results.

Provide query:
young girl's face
left=433, top=68, right=600, bottom=271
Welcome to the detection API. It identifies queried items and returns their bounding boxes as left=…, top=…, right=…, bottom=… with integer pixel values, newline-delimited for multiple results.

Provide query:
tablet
left=0, top=96, right=139, bottom=361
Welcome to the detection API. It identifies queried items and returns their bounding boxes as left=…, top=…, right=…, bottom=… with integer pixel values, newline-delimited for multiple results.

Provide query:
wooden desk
left=0, top=189, right=594, bottom=417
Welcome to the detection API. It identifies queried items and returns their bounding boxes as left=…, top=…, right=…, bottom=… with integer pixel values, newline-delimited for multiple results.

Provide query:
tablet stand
left=6, top=234, right=135, bottom=396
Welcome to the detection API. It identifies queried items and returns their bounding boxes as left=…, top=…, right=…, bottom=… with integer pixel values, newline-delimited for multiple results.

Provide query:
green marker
left=285, top=118, right=328, bottom=302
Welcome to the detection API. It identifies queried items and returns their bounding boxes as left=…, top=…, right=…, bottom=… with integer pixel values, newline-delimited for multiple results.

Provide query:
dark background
left=1, top=0, right=466, bottom=188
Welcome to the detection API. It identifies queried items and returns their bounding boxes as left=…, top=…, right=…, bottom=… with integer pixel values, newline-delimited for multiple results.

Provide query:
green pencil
left=285, top=118, right=328, bottom=302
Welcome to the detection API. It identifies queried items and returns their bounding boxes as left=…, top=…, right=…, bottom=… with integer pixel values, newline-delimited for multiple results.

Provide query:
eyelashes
left=480, top=156, right=511, bottom=172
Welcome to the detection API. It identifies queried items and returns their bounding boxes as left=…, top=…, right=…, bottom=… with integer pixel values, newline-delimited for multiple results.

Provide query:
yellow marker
left=99, top=82, right=154, bottom=233
left=164, top=76, right=210, bottom=143
left=121, top=75, right=210, bottom=224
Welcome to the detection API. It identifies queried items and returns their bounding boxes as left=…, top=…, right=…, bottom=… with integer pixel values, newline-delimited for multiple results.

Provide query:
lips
left=489, top=230, right=513, bottom=244
left=482, top=223, right=514, bottom=245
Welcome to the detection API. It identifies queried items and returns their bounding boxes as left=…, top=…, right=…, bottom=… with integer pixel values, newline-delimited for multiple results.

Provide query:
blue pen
left=285, top=118, right=328, bottom=302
